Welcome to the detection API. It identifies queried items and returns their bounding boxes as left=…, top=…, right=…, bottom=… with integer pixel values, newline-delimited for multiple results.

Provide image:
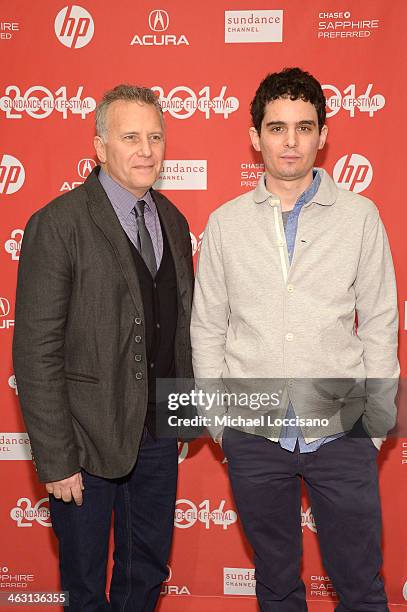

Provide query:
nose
left=138, top=136, right=152, bottom=157
left=284, top=127, right=298, bottom=148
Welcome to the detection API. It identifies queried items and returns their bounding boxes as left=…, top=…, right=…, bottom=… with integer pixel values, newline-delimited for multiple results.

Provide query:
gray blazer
left=13, top=167, right=194, bottom=483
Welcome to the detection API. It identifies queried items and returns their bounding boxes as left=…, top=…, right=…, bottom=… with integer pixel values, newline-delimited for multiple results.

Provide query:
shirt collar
left=253, top=168, right=321, bottom=207
left=98, top=168, right=157, bottom=218
left=296, top=170, right=321, bottom=208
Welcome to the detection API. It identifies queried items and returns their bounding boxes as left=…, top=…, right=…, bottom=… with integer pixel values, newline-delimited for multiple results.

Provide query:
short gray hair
left=95, top=84, right=163, bottom=141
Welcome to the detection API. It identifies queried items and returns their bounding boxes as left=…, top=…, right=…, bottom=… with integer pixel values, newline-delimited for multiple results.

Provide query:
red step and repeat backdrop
left=1, top=1, right=407, bottom=610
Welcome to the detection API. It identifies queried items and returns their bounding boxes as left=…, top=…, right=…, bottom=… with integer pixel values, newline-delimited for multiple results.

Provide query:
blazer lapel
left=152, top=190, right=191, bottom=314
left=84, top=168, right=144, bottom=314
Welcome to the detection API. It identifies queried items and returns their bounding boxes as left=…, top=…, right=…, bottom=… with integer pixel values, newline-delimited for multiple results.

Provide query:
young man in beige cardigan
left=191, top=68, right=399, bottom=611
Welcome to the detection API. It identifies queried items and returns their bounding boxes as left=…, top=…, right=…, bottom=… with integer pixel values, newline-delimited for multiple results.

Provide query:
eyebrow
left=121, top=130, right=163, bottom=137
left=265, top=120, right=317, bottom=127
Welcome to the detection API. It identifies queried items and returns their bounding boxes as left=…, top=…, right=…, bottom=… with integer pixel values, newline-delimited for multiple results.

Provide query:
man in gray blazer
left=13, top=84, right=194, bottom=611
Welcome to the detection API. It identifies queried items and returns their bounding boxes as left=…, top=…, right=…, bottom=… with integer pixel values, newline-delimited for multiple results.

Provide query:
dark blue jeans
left=49, top=430, right=178, bottom=611
left=222, top=427, right=388, bottom=612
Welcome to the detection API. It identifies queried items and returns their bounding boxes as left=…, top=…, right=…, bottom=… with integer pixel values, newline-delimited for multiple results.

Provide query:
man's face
left=94, top=100, right=165, bottom=198
left=249, top=97, right=327, bottom=183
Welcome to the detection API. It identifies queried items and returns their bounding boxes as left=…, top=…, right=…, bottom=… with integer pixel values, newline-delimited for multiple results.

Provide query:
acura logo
left=164, top=564, right=172, bottom=583
left=0, top=297, right=10, bottom=317
left=149, top=9, right=170, bottom=32
left=77, top=158, right=96, bottom=179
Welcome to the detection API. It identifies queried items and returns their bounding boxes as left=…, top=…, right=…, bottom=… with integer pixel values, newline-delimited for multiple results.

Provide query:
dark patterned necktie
left=134, top=200, right=157, bottom=276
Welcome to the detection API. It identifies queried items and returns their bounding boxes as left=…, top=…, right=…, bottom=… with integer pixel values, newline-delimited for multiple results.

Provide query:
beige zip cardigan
left=191, top=169, right=399, bottom=441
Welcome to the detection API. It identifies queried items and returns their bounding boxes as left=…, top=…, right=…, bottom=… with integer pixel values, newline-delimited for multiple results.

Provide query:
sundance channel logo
left=154, top=160, right=207, bottom=191
left=224, top=568, right=256, bottom=595
left=0, top=433, right=31, bottom=460
left=225, top=10, right=283, bottom=43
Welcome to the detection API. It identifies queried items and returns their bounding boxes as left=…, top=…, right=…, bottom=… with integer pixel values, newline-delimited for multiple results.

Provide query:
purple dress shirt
left=98, top=168, right=163, bottom=268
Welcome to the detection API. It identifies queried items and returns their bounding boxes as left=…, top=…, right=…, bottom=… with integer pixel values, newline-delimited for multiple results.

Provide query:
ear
left=249, top=126, right=261, bottom=152
left=94, top=136, right=107, bottom=164
left=318, top=125, right=328, bottom=150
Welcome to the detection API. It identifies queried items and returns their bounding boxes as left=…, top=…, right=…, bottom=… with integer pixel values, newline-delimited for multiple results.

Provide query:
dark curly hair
left=250, top=67, right=326, bottom=133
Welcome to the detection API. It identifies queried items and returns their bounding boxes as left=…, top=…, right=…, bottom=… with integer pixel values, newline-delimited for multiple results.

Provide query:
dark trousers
left=49, top=430, right=178, bottom=612
left=222, top=427, right=388, bottom=612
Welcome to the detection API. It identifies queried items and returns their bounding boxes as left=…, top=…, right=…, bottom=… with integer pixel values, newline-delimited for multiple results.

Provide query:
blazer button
left=135, top=335, right=142, bottom=343
left=135, top=372, right=143, bottom=380
left=134, top=317, right=142, bottom=325
left=134, top=354, right=142, bottom=362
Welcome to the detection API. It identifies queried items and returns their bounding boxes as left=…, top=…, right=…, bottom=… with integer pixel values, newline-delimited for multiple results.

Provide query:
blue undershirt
left=276, top=170, right=345, bottom=453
